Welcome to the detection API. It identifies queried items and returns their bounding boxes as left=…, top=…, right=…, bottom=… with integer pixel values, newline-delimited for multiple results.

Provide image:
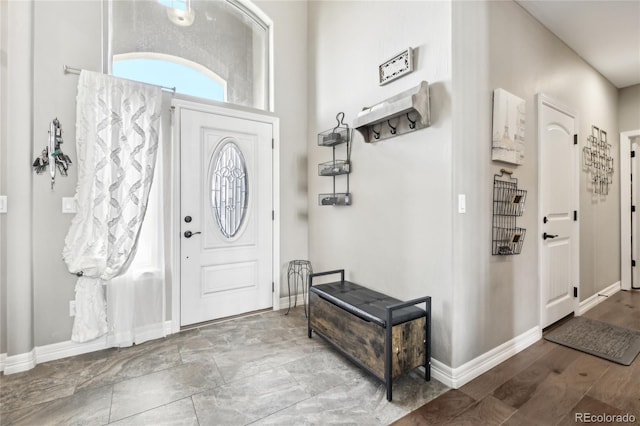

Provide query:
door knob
left=184, top=230, right=202, bottom=238
left=543, top=232, right=558, bottom=240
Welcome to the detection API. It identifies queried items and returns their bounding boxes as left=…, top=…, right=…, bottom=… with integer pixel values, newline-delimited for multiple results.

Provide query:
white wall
left=254, top=0, right=309, bottom=296
left=451, top=0, right=620, bottom=368
left=31, top=0, right=103, bottom=346
left=2, top=0, right=309, bottom=355
left=307, top=1, right=454, bottom=364
left=619, top=84, right=640, bottom=132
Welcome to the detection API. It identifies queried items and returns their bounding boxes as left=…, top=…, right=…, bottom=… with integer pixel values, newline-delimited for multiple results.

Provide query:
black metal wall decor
left=492, top=169, right=527, bottom=255
left=583, top=125, right=613, bottom=195
left=33, top=118, right=72, bottom=189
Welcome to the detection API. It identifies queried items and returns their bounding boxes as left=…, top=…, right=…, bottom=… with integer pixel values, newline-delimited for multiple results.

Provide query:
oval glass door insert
left=210, top=140, right=248, bottom=238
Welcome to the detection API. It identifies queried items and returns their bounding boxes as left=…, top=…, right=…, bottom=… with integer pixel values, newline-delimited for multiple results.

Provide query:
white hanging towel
left=63, top=70, right=162, bottom=342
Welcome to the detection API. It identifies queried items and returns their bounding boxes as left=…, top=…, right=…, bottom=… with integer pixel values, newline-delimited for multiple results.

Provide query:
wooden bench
left=307, top=269, right=431, bottom=401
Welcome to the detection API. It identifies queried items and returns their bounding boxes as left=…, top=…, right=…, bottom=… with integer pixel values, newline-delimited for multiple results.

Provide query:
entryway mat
left=544, top=316, right=640, bottom=366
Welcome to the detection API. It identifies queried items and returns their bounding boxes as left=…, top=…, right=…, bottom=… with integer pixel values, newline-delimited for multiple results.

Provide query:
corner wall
left=0, top=0, right=8, bottom=355
left=619, top=84, right=640, bottom=132
left=307, top=1, right=454, bottom=365
left=451, top=0, right=620, bottom=368
left=255, top=0, right=309, bottom=296
left=3, top=0, right=35, bottom=358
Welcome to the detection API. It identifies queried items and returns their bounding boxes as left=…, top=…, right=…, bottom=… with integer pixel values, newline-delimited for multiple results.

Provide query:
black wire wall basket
left=492, top=169, right=527, bottom=255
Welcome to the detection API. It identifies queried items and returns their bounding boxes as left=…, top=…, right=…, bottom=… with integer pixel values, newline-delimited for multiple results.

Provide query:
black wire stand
left=492, top=169, right=527, bottom=255
left=285, top=260, right=313, bottom=317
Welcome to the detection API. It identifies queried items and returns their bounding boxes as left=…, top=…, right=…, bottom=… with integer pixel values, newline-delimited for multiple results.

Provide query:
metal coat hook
left=387, top=119, right=397, bottom=135
left=372, top=124, right=381, bottom=140
left=406, top=113, right=417, bottom=129
left=500, top=168, right=514, bottom=176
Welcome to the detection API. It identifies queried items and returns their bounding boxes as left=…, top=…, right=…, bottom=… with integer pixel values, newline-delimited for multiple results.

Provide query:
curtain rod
left=63, top=65, right=177, bottom=94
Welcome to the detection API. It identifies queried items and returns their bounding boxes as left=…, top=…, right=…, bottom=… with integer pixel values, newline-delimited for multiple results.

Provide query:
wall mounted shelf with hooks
left=353, top=81, right=430, bottom=143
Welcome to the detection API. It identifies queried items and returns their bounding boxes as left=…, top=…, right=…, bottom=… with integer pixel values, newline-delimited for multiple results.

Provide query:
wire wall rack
left=583, top=125, right=613, bottom=195
left=318, top=112, right=352, bottom=206
left=492, top=169, right=527, bottom=255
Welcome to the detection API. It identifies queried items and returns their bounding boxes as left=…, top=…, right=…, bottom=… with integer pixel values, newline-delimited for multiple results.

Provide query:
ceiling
left=516, top=0, right=640, bottom=89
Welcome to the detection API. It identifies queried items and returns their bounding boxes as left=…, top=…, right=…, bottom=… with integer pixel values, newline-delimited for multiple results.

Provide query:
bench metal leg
left=385, top=310, right=393, bottom=401
left=425, top=298, right=431, bottom=382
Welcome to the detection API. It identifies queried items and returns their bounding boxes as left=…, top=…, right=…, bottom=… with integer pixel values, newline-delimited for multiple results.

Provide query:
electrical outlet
left=69, top=301, right=76, bottom=317
left=62, top=197, right=77, bottom=214
left=0, top=195, right=7, bottom=214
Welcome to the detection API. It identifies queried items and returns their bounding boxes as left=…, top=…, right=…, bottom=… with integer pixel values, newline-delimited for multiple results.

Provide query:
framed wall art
left=492, top=88, right=526, bottom=165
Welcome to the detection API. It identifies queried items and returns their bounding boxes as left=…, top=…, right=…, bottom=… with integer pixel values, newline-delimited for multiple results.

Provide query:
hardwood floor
left=393, top=289, right=640, bottom=425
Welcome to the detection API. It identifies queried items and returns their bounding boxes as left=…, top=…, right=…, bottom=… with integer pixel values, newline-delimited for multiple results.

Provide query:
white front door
left=180, top=107, right=273, bottom=326
left=538, top=95, right=579, bottom=328
left=632, top=137, right=640, bottom=289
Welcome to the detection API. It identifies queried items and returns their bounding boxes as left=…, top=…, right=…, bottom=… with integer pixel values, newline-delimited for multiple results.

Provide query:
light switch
left=0, top=195, right=6, bottom=213
left=62, top=197, right=77, bottom=214
left=458, top=194, right=466, bottom=213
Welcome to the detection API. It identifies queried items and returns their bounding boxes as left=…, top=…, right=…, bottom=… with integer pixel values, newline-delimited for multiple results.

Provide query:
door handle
left=184, top=230, right=202, bottom=238
left=543, top=232, right=558, bottom=240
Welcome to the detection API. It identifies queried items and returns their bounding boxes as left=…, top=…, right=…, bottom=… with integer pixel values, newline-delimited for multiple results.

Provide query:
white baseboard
left=429, top=358, right=454, bottom=388
left=430, top=326, right=541, bottom=389
left=278, top=293, right=307, bottom=312
left=3, top=349, right=36, bottom=375
left=1, top=321, right=173, bottom=374
left=578, top=281, right=621, bottom=315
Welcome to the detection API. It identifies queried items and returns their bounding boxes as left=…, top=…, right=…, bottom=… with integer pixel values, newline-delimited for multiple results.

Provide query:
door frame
left=537, top=93, right=580, bottom=327
left=170, top=98, right=280, bottom=333
left=620, top=129, right=640, bottom=291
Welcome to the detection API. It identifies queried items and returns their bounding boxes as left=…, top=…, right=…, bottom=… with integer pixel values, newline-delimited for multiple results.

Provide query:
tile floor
left=0, top=307, right=449, bottom=425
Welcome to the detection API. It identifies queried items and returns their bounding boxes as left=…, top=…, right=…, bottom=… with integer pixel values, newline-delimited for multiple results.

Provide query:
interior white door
left=632, top=137, right=639, bottom=288
left=180, top=108, right=273, bottom=326
left=538, top=95, right=579, bottom=328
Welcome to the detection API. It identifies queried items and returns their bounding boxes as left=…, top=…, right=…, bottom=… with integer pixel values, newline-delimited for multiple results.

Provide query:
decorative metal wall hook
left=335, top=111, right=346, bottom=128
left=372, top=124, right=381, bottom=140
left=387, top=119, right=397, bottom=135
left=406, top=113, right=417, bottom=129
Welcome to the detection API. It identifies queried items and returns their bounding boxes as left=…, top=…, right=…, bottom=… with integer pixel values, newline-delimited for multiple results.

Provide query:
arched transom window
left=108, top=0, right=270, bottom=110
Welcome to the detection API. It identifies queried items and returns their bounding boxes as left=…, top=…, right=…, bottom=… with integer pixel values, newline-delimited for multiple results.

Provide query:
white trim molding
left=1, top=321, right=173, bottom=374
left=577, top=281, right=621, bottom=316
left=432, top=326, right=542, bottom=389
left=2, top=349, right=36, bottom=375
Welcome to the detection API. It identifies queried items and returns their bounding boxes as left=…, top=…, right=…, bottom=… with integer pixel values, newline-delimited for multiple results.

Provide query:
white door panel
left=632, top=137, right=639, bottom=288
left=180, top=108, right=273, bottom=326
left=538, top=95, right=579, bottom=328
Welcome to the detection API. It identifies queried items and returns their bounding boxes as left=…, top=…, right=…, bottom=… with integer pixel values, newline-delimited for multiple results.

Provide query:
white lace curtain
left=63, top=70, right=165, bottom=344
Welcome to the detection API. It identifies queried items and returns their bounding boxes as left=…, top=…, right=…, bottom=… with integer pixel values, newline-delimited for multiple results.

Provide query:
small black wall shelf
left=318, top=112, right=352, bottom=206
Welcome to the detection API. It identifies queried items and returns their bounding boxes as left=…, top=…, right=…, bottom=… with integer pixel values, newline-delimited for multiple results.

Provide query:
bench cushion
left=310, top=280, right=426, bottom=328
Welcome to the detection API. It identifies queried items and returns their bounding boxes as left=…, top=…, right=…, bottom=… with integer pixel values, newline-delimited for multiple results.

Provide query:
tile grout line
left=107, top=383, right=115, bottom=424
left=107, top=395, right=196, bottom=425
